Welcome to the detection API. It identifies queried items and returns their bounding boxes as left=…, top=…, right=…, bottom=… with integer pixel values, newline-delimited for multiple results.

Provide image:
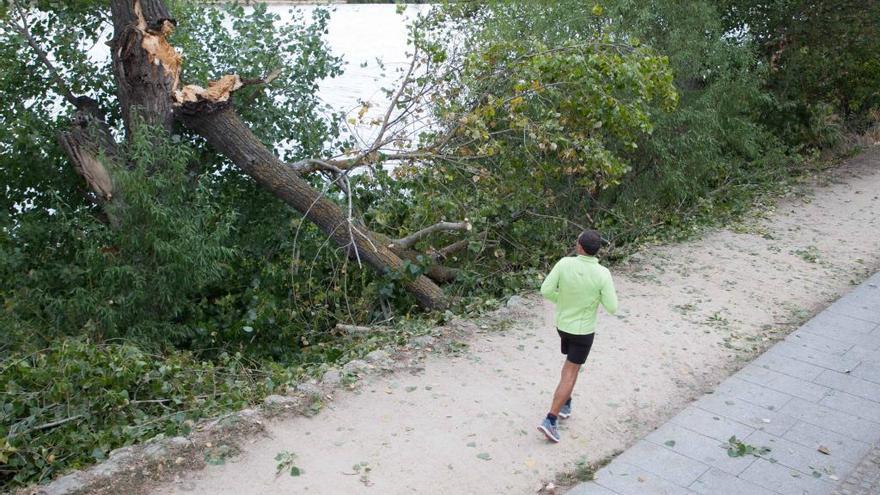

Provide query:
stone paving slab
left=819, top=390, right=880, bottom=424
left=695, top=392, right=798, bottom=437
left=613, top=441, right=710, bottom=487
left=714, top=376, right=796, bottom=410
left=689, top=467, right=777, bottom=495
left=781, top=421, right=873, bottom=467
left=751, top=351, right=827, bottom=381
left=851, top=361, right=880, bottom=383
left=568, top=274, right=880, bottom=495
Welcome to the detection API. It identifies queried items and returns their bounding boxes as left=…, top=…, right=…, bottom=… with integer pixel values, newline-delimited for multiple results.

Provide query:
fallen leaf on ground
left=817, top=445, right=831, bottom=455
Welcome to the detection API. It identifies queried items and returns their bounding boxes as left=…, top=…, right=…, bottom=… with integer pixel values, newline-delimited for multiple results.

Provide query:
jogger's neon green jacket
left=540, top=255, right=618, bottom=335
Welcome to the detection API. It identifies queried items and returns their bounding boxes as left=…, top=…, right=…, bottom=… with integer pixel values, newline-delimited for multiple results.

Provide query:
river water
left=278, top=4, right=430, bottom=117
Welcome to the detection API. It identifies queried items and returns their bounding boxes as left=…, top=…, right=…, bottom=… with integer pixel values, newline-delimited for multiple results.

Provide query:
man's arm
left=540, top=260, right=562, bottom=304
left=600, top=272, right=618, bottom=314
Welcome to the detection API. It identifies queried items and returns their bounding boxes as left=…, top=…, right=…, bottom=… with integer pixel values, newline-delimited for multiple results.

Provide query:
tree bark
left=57, top=100, right=122, bottom=226
left=109, top=0, right=178, bottom=133
left=369, top=231, right=460, bottom=284
left=177, top=102, right=449, bottom=309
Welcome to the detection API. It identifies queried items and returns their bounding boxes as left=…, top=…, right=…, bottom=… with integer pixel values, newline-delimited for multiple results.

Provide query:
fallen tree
left=6, top=0, right=468, bottom=309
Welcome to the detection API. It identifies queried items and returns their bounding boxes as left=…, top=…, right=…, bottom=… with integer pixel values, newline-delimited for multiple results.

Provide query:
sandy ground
left=149, top=147, right=880, bottom=495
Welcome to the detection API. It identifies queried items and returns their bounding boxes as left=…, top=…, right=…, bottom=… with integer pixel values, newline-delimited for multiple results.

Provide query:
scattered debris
left=274, top=451, right=302, bottom=477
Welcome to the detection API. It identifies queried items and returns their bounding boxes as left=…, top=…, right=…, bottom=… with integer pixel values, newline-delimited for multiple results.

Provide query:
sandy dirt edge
left=131, top=146, right=879, bottom=494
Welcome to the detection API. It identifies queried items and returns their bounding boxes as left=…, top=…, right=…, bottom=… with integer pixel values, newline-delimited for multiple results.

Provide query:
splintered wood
left=176, top=75, right=244, bottom=104
left=133, top=0, right=243, bottom=105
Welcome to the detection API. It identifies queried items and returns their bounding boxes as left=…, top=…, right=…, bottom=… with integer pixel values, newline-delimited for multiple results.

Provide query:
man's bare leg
left=549, top=359, right=581, bottom=415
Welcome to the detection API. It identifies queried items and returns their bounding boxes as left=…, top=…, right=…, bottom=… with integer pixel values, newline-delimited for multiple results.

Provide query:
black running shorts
left=557, top=329, right=595, bottom=365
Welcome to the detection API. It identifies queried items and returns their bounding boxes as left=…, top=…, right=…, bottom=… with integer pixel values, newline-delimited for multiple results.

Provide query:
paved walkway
left=569, top=271, right=880, bottom=495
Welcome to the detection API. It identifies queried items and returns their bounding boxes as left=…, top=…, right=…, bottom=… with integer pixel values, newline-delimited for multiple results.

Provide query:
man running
left=537, top=229, right=618, bottom=443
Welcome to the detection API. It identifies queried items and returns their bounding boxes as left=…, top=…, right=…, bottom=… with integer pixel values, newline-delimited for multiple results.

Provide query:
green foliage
left=0, top=1, right=363, bottom=362
left=424, top=2, right=679, bottom=192
left=0, top=2, right=112, bottom=216
left=0, top=337, right=287, bottom=486
left=594, top=0, right=794, bottom=246
left=360, top=0, right=797, bottom=299
left=716, top=0, right=880, bottom=145
left=1, top=124, right=237, bottom=347
left=0, top=4, right=370, bottom=485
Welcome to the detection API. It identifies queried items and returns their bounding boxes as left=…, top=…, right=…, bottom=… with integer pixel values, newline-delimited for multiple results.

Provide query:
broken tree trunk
left=177, top=102, right=449, bottom=310
left=57, top=99, right=122, bottom=226
left=109, top=0, right=179, bottom=133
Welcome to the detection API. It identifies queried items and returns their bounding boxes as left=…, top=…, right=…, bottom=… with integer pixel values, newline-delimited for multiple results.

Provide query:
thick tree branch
left=430, top=211, right=527, bottom=261
left=289, top=158, right=350, bottom=174
left=391, top=221, right=472, bottom=250
left=369, top=230, right=460, bottom=284
left=6, top=4, right=121, bottom=220
left=57, top=107, right=122, bottom=226
left=176, top=102, right=448, bottom=309
left=431, top=235, right=479, bottom=261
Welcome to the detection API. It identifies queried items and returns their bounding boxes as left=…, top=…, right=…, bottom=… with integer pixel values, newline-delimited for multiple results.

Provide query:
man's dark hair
left=577, top=229, right=602, bottom=256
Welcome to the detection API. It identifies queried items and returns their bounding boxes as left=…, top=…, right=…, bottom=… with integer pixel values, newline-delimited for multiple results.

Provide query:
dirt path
left=150, top=147, right=880, bottom=495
